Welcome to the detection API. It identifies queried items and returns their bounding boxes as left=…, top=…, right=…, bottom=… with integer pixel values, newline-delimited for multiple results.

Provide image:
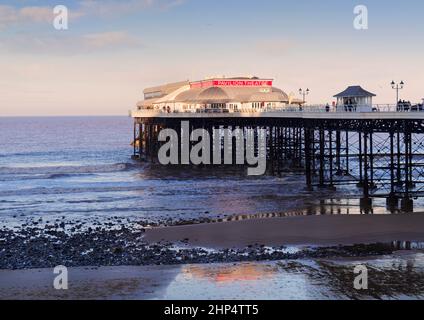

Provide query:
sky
left=0, top=0, right=423, bottom=116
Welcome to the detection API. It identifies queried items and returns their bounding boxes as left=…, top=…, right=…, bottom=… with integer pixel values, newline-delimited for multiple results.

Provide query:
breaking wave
left=0, top=163, right=138, bottom=176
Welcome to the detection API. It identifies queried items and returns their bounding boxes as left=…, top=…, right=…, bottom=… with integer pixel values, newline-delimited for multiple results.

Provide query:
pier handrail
left=131, top=103, right=424, bottom=120
left=132, top=103, right=424, bottom=114
left=264, top=104, right=422, bottom=113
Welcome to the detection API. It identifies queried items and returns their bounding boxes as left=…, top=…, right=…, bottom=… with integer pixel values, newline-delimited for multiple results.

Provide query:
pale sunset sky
left=0, top=0, right=423, bottom=116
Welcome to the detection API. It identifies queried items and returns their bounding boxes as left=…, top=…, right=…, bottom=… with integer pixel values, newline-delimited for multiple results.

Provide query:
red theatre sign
left=190, top=79, right=273, bottom=89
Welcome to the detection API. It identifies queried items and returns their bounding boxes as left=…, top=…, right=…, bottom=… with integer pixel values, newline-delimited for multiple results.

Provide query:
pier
left=132, top=108, right=424, bottom=212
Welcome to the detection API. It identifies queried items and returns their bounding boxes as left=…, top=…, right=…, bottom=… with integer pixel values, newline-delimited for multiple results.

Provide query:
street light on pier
left=391, top=80, right=405, bottom=105
left=299, top=88, right=310, bottom=104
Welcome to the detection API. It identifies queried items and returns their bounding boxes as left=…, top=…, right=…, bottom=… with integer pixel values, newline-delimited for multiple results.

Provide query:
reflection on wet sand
left=392, top=241, right=424, bottom=250
left=183, top=263, right=277, bottom=283
left=0, top=266, right=181, bottom=300
left=216, top=198, right=417, bottom=224
left=164, top=253, right=424, bottom=300
left=2, top=254, right=424, bottom=300
left=277, top=253, right=424, bottom=300
left=167, top=252, right=424, bottom=300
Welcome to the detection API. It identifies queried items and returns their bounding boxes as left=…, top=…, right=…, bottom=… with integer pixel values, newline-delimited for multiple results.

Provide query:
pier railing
left=131, top=103, right=424, bottom=117
left=269, top=104, right=423, bottom=113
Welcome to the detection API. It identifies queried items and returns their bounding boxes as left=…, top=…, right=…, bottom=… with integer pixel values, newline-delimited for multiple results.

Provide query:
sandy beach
left=145, top=213, right=424, bottom=248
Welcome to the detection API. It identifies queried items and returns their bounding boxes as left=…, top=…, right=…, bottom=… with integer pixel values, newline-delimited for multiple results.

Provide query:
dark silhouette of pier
left=132, top=110, right=424, bottom=212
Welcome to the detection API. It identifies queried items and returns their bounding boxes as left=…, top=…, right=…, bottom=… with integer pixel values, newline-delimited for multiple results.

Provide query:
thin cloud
left=0, top=4, right=84, bottom=28
left=0, top=0, right=187, bottom=28
left=78, top=0, right=186, bottom=14
left=0, top=5, right=52, bottom=27
left=19, top=6, right=54, bottom=23
left=77, top=0, right=153, bottom=17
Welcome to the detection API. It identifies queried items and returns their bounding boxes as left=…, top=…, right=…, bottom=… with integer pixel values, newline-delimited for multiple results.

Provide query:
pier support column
left=151, top=125, right=156, bottom=163
left=287, top=127, right=292, bottom=165
left=360, top=197, right=373, bottom=210
left=359, top=131, right=372, bottom=213
left=396, top=131, right=402, bottom=186
left=276, top=127, right=281, bottom=174
left=144, top=124, right=149, bottom=160
left=311, top=130, right=316, bottom=175
left=357, top=132, right=364, bottom=188
left=387, top=131, right=399, bottom=209
left=386, top=195, right=399, bottom=209
left=401, top=198, right=414, bottom=212
left=328, top=130, right=336, bottom=191
left=369, top=132, right=375, bottom=189
left=132, top=120, right=138, bottom=159
left=335, top=130, right=342, bottom=175
left=409, top=133, right=414, bottom=188
left=267, top=126, right=273, bottom=174
left=405, top=130, right=415, bottom=189
left=363, top=132, right=370, bottom=199
left=345, top=131, right=350, bottom=175
left=318, top=129, right=325, bottom=187
left=139, top=123, right=143, bottom=158
left=401, top=128, right=414, bottom=212
left=304, top=127, right=313, bottom=191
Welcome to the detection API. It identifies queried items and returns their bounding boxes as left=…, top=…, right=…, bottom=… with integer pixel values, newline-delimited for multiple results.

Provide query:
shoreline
left=145, top=212, right=424, bottom=248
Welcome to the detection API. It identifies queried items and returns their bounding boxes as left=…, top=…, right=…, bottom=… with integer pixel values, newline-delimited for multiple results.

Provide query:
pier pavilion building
left=137, top=76, right=303, bottom=113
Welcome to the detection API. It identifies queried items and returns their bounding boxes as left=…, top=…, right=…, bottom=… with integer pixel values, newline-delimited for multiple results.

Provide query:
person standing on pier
left=325, top=104, right=330, bottom=112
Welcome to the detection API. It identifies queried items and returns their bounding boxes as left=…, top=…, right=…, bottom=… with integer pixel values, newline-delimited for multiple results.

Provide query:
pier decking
left=132, top=108, right=424, bottom=212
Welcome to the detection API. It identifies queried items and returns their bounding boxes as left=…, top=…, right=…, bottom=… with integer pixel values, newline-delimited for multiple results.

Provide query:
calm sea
left=0, top=116, right=327, bottom=227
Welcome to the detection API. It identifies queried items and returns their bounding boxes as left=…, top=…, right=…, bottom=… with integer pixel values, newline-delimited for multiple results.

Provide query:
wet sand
left=2, top=252, right=424, bottom=300
left=145, top=213, right=424, bottom=248
left=0, top=265, right=180, bottom=300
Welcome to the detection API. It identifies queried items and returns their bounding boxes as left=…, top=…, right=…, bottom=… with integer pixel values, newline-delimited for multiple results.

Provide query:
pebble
left=0, top=218, right=397, bottom=270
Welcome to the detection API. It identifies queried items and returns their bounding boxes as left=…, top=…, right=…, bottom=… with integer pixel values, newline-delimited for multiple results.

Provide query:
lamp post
left=299, top=88, right=310, bottom=104
left=391, top=81, right=404, bottom=106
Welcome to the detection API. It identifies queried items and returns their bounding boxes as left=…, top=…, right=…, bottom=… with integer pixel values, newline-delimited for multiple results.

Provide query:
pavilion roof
left=334, top=86, right=376, bottom=98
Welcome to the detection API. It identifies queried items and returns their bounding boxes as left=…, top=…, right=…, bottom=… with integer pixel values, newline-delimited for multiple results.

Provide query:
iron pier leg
left=139, top=123, right=143, bottom=158
left=319, top=129, right=325, bottom=187
left=401, top=129, right=413, bottom=212
left=304, top=127, right=313, bottom=191
left=329, top=130, right=335, bottom=190
left=409, top=132, right=414, bottom=188
left=312, top=131, right=316, bottom=175
left=345, top=131, right=350, bottom=175
left=133, top=120, right=137, bottom=157
left=397, top=131, right=402, bottom=186
left=360, top=132, right=372, bottom=212
left=387, top=131, right=399, bottom=208
left=357, top=132, right=364, bottom=188
left=336, top=130, right=341, bottom=175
